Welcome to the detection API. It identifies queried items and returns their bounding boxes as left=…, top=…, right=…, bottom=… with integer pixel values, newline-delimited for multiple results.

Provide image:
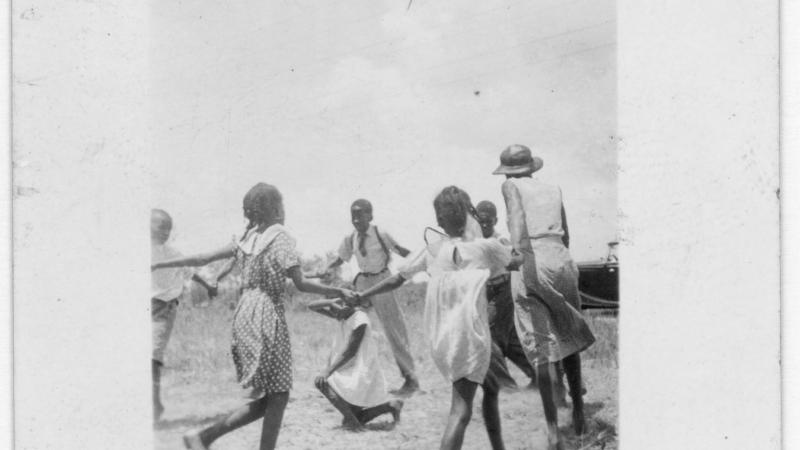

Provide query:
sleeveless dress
left=231, top=224, right=300, bottom=394
left=502, top=177, right=595, bottom=365
left=399, top=226, right=511, bottom=383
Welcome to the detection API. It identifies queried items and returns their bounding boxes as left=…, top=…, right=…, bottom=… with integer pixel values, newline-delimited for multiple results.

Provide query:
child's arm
left=314, top=324, right=367, bottom=389
left=393, top=245, right=411, bottom=258
left=354, top=274, right=407, bottom=304
left=307, top=298, right=347, bottom=319
left=152, top=243, right=236, bottom=270
left=287, top=266, right=356, bottom=300
left=190, top=273, right=218, bottom=298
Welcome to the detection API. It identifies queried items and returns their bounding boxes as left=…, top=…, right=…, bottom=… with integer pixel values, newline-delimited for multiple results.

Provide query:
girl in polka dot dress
left=151, top=183, right=356, bottom=450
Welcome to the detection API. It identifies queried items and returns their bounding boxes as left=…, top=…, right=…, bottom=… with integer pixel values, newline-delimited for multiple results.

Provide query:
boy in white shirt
left=150, top=209, right=215, bottom=420
left=309, top=298, right=403, bottom=429
left=324, top=199, right=419, bottom=396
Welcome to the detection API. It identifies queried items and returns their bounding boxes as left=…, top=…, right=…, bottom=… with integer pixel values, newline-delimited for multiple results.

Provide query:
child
left=151, top=183, right=356, bottom=450
left=354, top=186, right=511, bottom=450
left=308, top=298, right=403, bottom=429
left=493, top=145, right=595, bottom=450
left=323, top=199, right=420, bottom=396
left=475, top=201, right=538, bottom=390
left=150, top=209, right=216, bottom=421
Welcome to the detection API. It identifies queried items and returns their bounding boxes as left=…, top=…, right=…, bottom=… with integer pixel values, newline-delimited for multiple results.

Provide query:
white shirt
left=151, top=243, right=191, bottom=301
left=337, top=224, right=400, bottom=274
left=326, top=310, right=388, bottom=407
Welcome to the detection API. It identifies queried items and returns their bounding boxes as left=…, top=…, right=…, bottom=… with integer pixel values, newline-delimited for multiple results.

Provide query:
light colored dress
left=399, top=228, right=511, bottom=384
left=231, top=224, right=300, bottom=394
left=326, top=309, right=389, bottom=407
left=502, top=177, right=595, bottom=365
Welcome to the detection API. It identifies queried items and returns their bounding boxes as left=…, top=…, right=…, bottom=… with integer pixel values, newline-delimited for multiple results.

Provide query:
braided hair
left=433, top=186, right=478, bottom=237
left=240, top=183, right=284, bottom=242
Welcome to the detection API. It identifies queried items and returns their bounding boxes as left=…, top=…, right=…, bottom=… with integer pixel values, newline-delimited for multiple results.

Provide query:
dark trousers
left=483, top=277, right=535, bottom=390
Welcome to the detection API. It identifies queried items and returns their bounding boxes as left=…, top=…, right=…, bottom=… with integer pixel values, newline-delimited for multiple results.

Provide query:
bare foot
left=389, top=378, right=419, bottom=397
left=389, top=399, right=404, bottom=423
left=341, top=417, right=364, bottom=431
left=183, top=429, right=209, bottom=450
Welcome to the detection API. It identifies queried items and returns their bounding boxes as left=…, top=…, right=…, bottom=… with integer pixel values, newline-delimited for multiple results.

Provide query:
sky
left=149, top=0, right=617, bottom=273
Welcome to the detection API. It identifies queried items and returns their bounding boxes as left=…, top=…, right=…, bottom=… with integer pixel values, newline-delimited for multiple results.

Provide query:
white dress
left=399, top=230, right=511, bottom=384
left=326, top=309, right=389, bottom=407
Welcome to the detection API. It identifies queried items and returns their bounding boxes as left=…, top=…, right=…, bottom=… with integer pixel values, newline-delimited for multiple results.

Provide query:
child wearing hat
left=323, top=199, right=420, bottom=396
left=493, top=144, right=595, bottom=449
left=354, top=186, right=512, bottom=450
left=152, top=183, right=357, bottom=450
left=308, top=298, right=403, bottom=429
left=150, top=208, right=217, bottom=421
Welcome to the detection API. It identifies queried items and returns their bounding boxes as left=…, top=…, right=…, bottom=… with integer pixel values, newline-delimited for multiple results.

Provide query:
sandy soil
left=154, top=291, right=617, bottom=450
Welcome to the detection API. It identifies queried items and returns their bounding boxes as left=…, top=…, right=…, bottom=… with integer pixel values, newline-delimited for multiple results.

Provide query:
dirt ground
left=154, top=286, right=617, bottom=450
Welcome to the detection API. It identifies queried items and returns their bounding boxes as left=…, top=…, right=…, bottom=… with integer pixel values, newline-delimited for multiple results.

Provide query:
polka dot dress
left=231, top=232, right=299, bottom=394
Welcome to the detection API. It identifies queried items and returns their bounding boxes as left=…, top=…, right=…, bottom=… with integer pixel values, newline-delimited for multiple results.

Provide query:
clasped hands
left=336, top=288, right=364, bottom=306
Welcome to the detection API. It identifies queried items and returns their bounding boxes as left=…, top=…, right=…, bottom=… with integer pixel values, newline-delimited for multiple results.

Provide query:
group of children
left=150, top=144, right=595, bottom=450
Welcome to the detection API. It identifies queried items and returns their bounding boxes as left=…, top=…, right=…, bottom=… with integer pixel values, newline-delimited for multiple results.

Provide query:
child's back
left=327, top=309, right=388, bottom=408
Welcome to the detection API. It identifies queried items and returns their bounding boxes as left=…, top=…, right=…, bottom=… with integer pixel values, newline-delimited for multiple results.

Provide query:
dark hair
left=241, top=183, right=283, bottom=241
left=151, top=208, right=173, bottom=230
left=475, top=200, right=497, bottom=217
left=433, top=186, right=477, bottom=237
left=350, top=198, right=373, bottom=215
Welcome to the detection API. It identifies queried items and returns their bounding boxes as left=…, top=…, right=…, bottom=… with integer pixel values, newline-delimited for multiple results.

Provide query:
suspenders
left=350, top=226, right=392, bottom=270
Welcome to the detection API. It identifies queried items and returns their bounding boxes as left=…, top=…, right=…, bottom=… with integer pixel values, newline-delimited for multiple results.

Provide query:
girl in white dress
left=355, top=186, right=511, bottom=450
left=308, top=298, right=403, bottom=429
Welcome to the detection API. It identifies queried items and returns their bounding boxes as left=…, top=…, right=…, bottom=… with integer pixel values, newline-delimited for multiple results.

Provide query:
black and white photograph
left=7, top=0, right=783, bottom=449
left=146, top=1, right=616, bottom=449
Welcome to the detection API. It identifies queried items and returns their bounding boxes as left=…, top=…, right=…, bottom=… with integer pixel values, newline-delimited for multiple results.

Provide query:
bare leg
left=440, top=378, right=478, bottom=450
left=317, top=382, right=363, bottom=429
left=258, top=392, right=289, bottom=450
left=536, top=362, right=563, bottom=450
left=356, top=399, right=404, bottom=424
left=552, top=363, right=568, bottom=408
left=562, top=353, right=586, bottom=435
left=481, top=386, right=506, bottom=450
left=187, top=396, right=269, bottom=448
left=152, top=360, right=164, bottom=421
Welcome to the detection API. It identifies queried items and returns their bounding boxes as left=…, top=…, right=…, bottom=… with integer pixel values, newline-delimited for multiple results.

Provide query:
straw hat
left=492, top=144, right=543, bottom=175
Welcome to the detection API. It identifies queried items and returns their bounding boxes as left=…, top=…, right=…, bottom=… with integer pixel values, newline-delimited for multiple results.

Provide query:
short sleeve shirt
left=337, top=225, right=400, bottom=273
left=151, top=243, right=192, bottom=301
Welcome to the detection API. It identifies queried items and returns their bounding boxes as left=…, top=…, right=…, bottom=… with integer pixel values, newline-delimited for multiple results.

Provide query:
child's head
left=475, top=200, right=498, bottom=238
left=242, top=183, right=284, bottom=228
left=350, top=199, right=373, bottom=234
left=433, top=186, right=474, bottom=237
left=151, top=209, right=173, bottom=244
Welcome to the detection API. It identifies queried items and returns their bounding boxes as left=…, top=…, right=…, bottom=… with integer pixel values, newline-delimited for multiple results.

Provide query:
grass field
left=155, top=282, right=617, bottom=450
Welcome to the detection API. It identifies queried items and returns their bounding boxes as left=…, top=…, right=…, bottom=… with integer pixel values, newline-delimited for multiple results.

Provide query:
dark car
left=577, top=242, right=619, bottom=310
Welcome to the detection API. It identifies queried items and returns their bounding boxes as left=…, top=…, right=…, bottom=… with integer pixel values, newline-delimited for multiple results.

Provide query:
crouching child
left=309, top=298, right=403, bottom=430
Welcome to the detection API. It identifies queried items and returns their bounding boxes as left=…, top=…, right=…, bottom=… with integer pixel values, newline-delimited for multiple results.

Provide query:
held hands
left=338, top=288, right=360, bottom=305
left=206, top=283, right=219, bottom=299
left=506, top=251, right=524, bottom=272
left=314, top=372, right=329, bottom=390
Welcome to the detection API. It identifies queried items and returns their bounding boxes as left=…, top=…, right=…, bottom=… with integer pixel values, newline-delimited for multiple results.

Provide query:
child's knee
left=452, top=405, right=472, bottom=425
